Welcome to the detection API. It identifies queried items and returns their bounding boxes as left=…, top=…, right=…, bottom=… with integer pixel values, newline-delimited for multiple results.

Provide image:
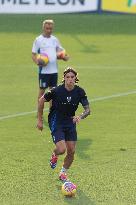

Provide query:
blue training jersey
left=44, top=84, right=89, bottom=120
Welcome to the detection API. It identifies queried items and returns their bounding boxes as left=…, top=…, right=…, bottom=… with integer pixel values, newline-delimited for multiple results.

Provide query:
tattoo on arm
left=80, top=104, right=91, bottom=119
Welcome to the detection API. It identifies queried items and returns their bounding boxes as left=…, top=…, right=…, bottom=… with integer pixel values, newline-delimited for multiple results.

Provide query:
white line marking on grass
left=90, top=90, right=136, bottom=102
left=0, top=90, right=136, bottom=121
left=0, top=110, right=38, bottom=120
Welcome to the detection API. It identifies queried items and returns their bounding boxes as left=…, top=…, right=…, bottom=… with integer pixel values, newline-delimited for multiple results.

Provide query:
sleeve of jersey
left=56, top=38, right=64, bottom=52
left=32, top=39, right=39, bottom=53
left=44, top=89, right=54, bottom=102
left=79, top=88, right=89, bottom=106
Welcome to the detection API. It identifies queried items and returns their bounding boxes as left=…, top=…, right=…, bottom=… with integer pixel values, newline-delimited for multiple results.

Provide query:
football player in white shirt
left=32, top=19, right=69, bottom=109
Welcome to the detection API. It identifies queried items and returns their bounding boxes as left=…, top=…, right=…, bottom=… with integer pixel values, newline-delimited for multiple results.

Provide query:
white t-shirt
left=32, top=34, right=63, bottom=74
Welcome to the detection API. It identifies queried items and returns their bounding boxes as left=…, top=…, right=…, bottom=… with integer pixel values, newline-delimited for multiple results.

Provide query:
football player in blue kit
left=37, top=67, right=90, bottom=182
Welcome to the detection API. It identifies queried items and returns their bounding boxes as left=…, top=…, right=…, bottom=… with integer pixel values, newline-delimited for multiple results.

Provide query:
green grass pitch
left=0, top=13, right=136, bottom=205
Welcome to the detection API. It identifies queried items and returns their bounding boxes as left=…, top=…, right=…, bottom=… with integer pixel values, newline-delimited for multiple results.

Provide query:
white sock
left=60, top=166, right=67, bottom=173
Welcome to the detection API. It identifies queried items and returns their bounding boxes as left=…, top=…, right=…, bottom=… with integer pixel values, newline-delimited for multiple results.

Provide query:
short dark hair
left=62, top=67, right=79, bottom=83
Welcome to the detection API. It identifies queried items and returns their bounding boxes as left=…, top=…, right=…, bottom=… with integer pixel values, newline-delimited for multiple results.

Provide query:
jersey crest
left=67, top=96, right=71, bottom=102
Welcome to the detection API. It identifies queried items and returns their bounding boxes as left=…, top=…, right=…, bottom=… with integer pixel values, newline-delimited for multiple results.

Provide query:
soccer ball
left=37, top=53, right=49, bottom=66
left=57, top=49, right=66, bottom=59
left=61, top=181, right=77, bottom=197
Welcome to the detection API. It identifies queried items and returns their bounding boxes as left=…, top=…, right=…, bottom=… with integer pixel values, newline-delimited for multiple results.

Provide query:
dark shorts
left=48, top=115, right=77, bottom=144
left=39, top=73, right=58, bottom=89
left=51, top=127, right=77, bottom=144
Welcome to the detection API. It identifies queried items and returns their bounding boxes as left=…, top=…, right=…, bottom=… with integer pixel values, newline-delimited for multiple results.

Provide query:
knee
left=56, top=141, right=66, bottom=155
left=67, top=149, right=75, bottom=157
left=58, top=147, right=66, bottom=155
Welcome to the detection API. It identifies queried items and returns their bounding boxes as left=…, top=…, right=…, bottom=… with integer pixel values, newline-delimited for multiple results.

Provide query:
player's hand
left=62, top=54, right=69, bottom=61
left=37, top=59, right=46, bottom=67
left=57, top=50, right=69, bottom=61
left=37, top=119, right=43, bottom=131
left=72, top=116, right=81, bottom=124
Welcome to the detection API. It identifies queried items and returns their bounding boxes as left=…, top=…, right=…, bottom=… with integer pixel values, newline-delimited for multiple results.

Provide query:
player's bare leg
left=54, top=140, right=66, bottom=155
left=59, top=141, right=76, bottom=182
left=50, top=140, right=66, bottom=169
left=63, top=141, right=76, bottom=169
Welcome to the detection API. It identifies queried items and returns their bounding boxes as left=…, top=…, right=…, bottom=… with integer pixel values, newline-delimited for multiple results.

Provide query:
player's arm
left=32, top=52, right=39, bottom=65
left=73, top=104, right=90, bottom=124
left=56, top=39, right=69, bottom=61
left=37, top=89, right=54, bottom=131
left=80, top=104, right=91, bottom=119
left=37, top=96, right=45, bottom=131
left=63, top=53, right=69, bottom=61
left=73, top=88, right=91, bottom=124
left=57, top=49, right=69, bottom=61
left=32, top=39, right=41, bottom=65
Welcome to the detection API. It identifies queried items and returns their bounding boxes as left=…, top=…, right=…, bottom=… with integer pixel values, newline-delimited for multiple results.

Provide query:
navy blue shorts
left=51, top=126, right=77, bottom=144
left=48, top=116, right=77, bottom=144
left=39, top=73, right=58, bottom=89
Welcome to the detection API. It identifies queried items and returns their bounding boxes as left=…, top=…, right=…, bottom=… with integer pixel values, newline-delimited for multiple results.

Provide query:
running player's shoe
left=59, top=172, right=69, bottom=182
left=50, top=153, right=58, bottom=169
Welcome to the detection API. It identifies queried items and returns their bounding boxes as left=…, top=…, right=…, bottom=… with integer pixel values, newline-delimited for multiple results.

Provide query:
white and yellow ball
left=37, top=53, right=49, bottom=66
left=61, top=181, right=77, bottom=197
left=57, top=49, right=66, bottom=59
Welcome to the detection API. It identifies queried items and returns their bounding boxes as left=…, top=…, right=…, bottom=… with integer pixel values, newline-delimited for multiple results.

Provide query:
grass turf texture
left=0, top=14, right=136, bottom=205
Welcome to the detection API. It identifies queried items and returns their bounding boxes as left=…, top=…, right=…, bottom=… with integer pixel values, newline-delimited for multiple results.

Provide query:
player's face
left=64, top=72, right=76, bottom=87
left=43, top=23, right=53, bottom=37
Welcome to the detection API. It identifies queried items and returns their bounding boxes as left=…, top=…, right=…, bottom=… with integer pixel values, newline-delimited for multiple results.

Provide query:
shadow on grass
left=71, top=35, right=99, bottom=53
left=56, top=184, right=95, bottom=205
left=76, top=138, right=92, bottom=160
left=64, top=189, right=95, bottom=205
